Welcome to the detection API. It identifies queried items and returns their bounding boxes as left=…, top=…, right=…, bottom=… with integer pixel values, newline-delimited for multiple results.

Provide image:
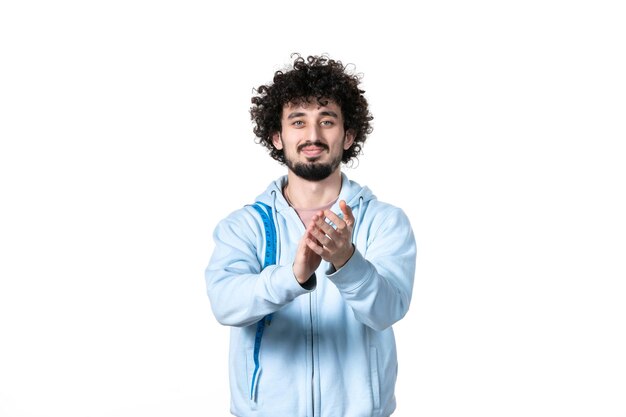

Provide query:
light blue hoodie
left=205, top=173, right=416, bottom=417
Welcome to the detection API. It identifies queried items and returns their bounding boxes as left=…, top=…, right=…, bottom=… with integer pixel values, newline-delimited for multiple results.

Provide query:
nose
left=304, top=123, right=322, bottom=143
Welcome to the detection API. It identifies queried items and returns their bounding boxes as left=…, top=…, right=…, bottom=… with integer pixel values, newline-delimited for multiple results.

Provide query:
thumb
left=339, top=200, right=355, bottom=227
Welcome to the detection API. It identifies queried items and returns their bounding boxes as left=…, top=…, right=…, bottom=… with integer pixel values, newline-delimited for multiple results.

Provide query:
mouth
left=298, top=142, right=328, bottom=158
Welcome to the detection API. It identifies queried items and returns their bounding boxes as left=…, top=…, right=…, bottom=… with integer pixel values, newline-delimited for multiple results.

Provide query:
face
left=272, top=100, right=355, bottom=181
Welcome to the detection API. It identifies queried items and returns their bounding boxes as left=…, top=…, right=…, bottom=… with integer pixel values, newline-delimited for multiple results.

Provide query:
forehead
left=282, top=99, right=343, bottom=118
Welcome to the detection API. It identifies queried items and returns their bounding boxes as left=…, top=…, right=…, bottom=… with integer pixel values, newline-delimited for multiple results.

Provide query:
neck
left=284, top=169, right=342, bottom=209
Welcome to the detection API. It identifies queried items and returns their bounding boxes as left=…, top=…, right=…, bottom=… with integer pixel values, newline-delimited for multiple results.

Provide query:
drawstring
left=352, top=196, right=365, bottom=242
left=271, top=190, right=281, bottom=265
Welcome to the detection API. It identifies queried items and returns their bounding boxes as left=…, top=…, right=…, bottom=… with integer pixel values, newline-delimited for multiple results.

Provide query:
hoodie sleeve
left=205, top=208, right=312, bottom=327
left=326, top=206, right=416, bottom=331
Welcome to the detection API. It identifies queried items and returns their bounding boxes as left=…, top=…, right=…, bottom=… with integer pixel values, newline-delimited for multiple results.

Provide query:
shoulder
left=364, top=198, right=408, bottom=219
left=214, top=176, right=284, bottom=236
left=360, top=199, right=412, bottom=234
left=213, top=204, right=266, bottom=243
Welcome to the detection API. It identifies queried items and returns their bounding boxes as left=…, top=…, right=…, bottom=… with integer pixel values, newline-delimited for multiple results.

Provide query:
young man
left=205, top=55, right=416, bottom=417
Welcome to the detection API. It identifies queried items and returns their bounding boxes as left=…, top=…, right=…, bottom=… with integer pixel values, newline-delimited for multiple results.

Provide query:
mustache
left=297, top=141, right=329, bottom=152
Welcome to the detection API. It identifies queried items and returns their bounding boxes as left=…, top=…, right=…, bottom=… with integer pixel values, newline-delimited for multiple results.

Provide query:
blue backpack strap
left=249, top=201, right=277, bottom=400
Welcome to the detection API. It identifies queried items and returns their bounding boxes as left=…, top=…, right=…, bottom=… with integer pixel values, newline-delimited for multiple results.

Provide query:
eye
left=320, top=120, right=334, bottom=127
left=292, top=120, right=304, bottom=127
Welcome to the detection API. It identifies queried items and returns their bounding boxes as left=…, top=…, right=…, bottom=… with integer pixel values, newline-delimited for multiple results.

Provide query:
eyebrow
left=286, top=110, right=339, bottom=119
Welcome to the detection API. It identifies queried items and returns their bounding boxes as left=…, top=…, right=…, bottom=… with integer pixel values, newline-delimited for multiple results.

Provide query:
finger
left=339, top=200, right=355, bottom=226
left=306, top=211, right=325, bottom=230
left=312, top=214, right=336, bottom=237
left=307, top=222, right=329, bottom=244
left=302, top=225, right=324, bottom=250
left=305, top=238, right=325, bottom=255
left=309, top=226, right=334, bottom=248
left=305, top=226, right=323, bottom=244
left=323, top=210, right=347, bottom=231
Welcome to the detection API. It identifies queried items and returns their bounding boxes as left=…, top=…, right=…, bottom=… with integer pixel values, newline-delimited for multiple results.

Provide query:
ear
left=343, top=130, right=355, bottom=150
left=272, top=132, right=283, bottom=150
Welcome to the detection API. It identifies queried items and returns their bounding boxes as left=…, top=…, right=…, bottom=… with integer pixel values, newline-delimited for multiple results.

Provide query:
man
left=205, top=54, right=416, bottom=417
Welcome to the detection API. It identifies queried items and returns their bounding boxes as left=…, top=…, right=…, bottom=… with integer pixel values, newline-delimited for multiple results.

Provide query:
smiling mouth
left=298, top=142, right=328, bottom=158
left=301, top=146, right=325, bottom=158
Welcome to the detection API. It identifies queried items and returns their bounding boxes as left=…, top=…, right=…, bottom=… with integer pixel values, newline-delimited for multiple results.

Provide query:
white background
left=1, top=1, right=625, bottom=416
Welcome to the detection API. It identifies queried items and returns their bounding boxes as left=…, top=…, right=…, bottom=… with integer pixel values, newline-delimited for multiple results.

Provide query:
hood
left=254, top=172, right=376, bottom=215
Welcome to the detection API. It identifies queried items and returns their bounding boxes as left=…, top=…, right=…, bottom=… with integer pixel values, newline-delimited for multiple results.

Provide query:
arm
left=205, top=209, right=313, bottom=327
left=326, top=206, right=416, bottom=331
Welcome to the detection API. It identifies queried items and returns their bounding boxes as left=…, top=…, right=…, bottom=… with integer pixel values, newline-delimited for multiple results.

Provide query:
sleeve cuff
left=325, top=249, right=372, bottom=293
left=298, top=273, right=317, bottom=290
left=268, top=265, right=314, bottom=301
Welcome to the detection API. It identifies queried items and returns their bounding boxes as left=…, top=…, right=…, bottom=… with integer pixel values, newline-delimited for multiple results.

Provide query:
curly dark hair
left=250, top=54, right=373, bottom=164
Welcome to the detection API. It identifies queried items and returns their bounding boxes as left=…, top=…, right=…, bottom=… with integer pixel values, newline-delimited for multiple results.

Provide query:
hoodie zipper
left=265, top=178, right=366, bottom=416
left=285, top=205, right=316, bottom=417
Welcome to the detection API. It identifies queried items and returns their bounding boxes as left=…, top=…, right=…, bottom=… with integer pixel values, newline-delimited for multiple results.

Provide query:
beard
left=284, top=141, right=343, bottom=182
